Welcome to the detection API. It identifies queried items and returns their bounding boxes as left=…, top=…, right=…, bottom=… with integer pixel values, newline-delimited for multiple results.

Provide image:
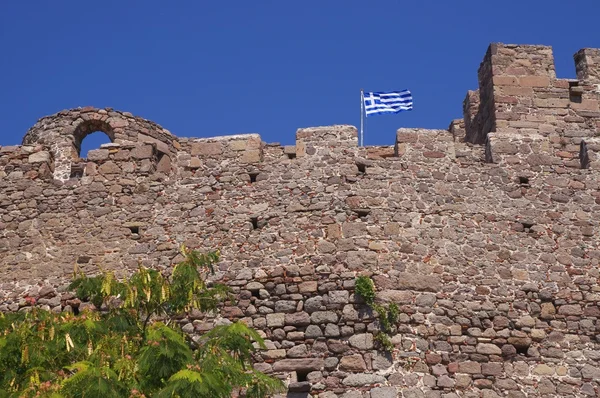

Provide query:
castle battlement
left=2, top=43, right=600, bottom=397
left=461, top=43, right=600, bottom=169
left=6, top=43, right=598, bottom=185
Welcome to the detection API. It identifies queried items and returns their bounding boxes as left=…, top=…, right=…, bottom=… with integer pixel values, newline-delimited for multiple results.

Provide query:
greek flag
left=363, top=90, right=413, bottom=116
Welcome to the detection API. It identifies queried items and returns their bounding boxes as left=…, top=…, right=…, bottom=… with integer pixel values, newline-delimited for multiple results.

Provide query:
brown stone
left=492, top=76, right=519, bottom=86
left=533, top=98, right=570, bottom=108
left=476, top=343, right=502, bottom=355
left=458, top=361, right=481, bottom=374
left=571, top=99, right=599, bottom=111
left=519, top=76, right=550, bottom=87
left=327, top=224, right=341, bottom=239
left=298, top=281, right=318, bottom=293
left=272, top=359, right=324, bottom=372
left=425, top=353, right=442, bottom=364
left=156, top=154, right=172, bottom=173
left=396, top=273, right=442, bottom=292
left=241, top=149, right=262, bottom=163
left=285, top=311, right=311, bottom=326
left=481, top=362, right=503, bottom=376
left=339, top=354, right=367, bottom=371
left=262, top=349, right=286, bottom=360
left=532, top=364, right=554, bottom=375
left=131, top=145, right=154, bottom=159
left=191, top=142, right=222, bottom=156
left=541, top=302, right=556, bottom=319
left=188, top=157, right=202, bottom=168
left=221, top=306, right=244, bottom=318
left=377, top=289, right=413, bottom=304
left=98, top=161, right=121, bottom=174
left=423, top=151, right=445, bottom=158
left=86, top=149, right=109, bottom=161
left=557, top=304, right=582, bottom=316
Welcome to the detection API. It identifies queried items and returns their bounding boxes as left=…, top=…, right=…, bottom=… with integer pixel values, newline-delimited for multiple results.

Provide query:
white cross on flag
left=363, top=90, right=413, bottom=116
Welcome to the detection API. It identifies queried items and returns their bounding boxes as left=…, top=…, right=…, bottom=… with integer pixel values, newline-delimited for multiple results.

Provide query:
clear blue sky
left=2, top=1, right=600, bottom=155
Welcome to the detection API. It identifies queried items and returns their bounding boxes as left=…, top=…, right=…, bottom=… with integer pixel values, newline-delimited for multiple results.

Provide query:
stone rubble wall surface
left=1, top=43, right=600, bottom=397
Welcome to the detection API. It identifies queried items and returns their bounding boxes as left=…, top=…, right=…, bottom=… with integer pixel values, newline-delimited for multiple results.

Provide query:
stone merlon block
left=485, top=132, right=554, bottom=165
left=394, top=128, right=455, bottom=160
left=575, top=48, right=600, bottom=83
left=485, top=43, right=556, bottom=78
left=295, top=125, right=358, bottom=157
left=189, top=133, right=264, bottom=163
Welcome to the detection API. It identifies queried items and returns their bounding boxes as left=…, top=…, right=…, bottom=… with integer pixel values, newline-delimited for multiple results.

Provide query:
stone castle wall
left=2, top=43, right=600, bottom=397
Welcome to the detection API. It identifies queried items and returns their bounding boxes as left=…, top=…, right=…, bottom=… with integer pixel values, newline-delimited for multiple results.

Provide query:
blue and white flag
left=363, top=90, right=413, bottom=116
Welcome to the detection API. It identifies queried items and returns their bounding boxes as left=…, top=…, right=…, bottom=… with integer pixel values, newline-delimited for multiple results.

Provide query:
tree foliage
left=0, top=246, right=285, bottom=398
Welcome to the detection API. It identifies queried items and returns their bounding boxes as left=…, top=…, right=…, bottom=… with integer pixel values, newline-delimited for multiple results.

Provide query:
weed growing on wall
left=354, top=276, right=399, bottom=352
left=0, top=246, right=285, bottom=398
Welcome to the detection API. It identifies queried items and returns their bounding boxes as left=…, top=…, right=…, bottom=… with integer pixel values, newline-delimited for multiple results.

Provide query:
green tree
left=0, top=246, right=285, bottom=398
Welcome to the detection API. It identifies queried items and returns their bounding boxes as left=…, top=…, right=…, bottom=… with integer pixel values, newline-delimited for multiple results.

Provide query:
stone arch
left=72, top=119, right=116, bottom=159
left=22, top=107, right=177, bottom=181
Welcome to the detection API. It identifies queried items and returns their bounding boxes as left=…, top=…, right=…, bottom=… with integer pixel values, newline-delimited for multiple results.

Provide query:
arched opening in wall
left=80, top=131, right=112, bottom=158
left=72, top=120, right=116, bottom=159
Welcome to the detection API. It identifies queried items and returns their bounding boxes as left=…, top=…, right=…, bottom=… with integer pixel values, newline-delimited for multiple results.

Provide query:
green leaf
left=137, top=323, right=193, bottom=391
left=61, top=361, right=128, bottom=398
left=355, top=275, right=376, bottom=305
left=0, top=247, right=282, bottom=398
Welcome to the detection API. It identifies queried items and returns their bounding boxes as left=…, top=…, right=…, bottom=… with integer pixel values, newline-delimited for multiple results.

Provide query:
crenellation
left=395, top=128, right=455, bottom=163
left=488, top=43, right=556, bottom=78
left=296, top=125, right=358, bottom=158
left=574, top=48, right=600, bottom=83
left=179, top=133, right=264, bottom=168
left=448, top=118, right=465, bottom=143
left=462, top=43, right=600, bottom=170
left=3, top=42, right=600, bottom=397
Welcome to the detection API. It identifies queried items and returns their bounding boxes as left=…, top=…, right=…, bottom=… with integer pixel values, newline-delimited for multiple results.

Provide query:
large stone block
left=28, top=151, right=51, bottom=163
left=191, top=141, right=222, bottom=156
left=272, top=359, right=324, bottom=372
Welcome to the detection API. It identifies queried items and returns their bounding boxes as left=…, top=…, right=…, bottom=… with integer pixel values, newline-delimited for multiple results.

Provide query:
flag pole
left=360, top=89, right=364, bottom=147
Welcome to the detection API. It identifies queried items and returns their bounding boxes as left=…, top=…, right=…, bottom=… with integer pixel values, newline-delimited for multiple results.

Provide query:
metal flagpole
left=360, top=89, right=364, bottom=147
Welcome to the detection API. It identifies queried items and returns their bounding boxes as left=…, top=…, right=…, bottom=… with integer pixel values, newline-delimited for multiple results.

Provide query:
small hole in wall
left=72, top=306, right=80, bottom=316
left=70, top=163, right=85, bottom=179
left=287, top=153, right=296, bottom=159
left=568, top=81, right=583, bottom=103
left=521, top=222, right=534, bottom=232
left=250, top=217, right=259, bottom=230
left=127, top=226, right=141, bottom=240
left=580, top=141, right=590, bottom=169
left=249, top=172, right=260, bottom=183
left=251, top=290, right=260, bottom=298
left=77, top=256, right=91, bottom=264
left=518, top=176, right=530, bottom=186
left=515, top=344, right=530, bottom=356
left=296, top=370, right=309, bottom=382
left=156, top=152, right=166, bottom=166
left=356, top=163, right=366, bottom=174
left=354, top=209, right=371, bottom=219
